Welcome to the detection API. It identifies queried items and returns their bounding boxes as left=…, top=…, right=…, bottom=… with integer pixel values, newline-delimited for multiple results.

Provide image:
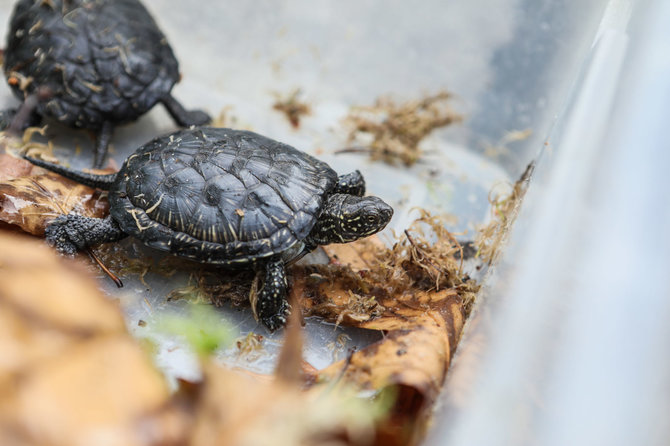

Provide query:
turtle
left=2, top=0, right=210, bottom=167
left=24, top=127, right=394, bottom=330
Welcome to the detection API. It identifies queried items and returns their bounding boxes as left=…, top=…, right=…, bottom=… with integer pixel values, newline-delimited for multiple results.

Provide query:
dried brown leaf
left=0, top=231, right=178, bottom=446
left=0, top=155, right=110, bottom=235
left=0, top=153, right=36, bottom=181
left=189, top=363, right=383, bottom=446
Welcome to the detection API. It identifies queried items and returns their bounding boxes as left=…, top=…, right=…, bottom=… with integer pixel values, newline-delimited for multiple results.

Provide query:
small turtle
left=2, top=0, right=210, bottom=167
left=24, top=127, right=393, bottom=330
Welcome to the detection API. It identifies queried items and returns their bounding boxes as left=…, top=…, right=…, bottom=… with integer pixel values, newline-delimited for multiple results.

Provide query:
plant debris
left=168, top=269, right=254, bottom=309
left=475, top=162, right=534, bottom=264
left=298, top=210, right=478, bottom=322
left=210, top=105, right=240, bottom=128
left=341, top=91, right=462, bottom=166
left=1, top=125, right=59, bottom=162
left=272, top=88, right=311, bottom=129
left=0, top=167, right=110, bottom=236
left=155, top=304, right=234, bottom=357
left=326, top=333, right=352, bottom=362
left=236, top=332, right=265, bottom=358
left=483, top=128, right=533, bottom=159
left=93, top=241, right=178, bottom=287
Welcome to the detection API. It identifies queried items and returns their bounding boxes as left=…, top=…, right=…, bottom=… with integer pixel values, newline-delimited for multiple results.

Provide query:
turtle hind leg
left=1, top=87, right=51, bottom=134
left=334, top=170, right=366, bottom=196
left=161, top=94, right=211, bottom=127
left=256, top=257, right=290, bottom=331
left=0, top=105, right=42, bottom=134
left=93, top=121, right=114, bottom=169
left=46, top=214, right=126, bottom=255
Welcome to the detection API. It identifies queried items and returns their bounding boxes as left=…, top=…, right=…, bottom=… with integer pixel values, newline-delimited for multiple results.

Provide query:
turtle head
left=308, top=194, right=393, bottom=246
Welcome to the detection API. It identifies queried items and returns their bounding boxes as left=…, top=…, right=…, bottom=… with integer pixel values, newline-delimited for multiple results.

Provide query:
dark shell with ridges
left=108, top=127, right=339, bottom=264
left=4, top=0, right=179, bottom=129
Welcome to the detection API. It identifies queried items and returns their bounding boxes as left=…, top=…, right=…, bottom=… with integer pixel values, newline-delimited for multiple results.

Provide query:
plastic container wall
left=429, top=0, right=670, bottom=444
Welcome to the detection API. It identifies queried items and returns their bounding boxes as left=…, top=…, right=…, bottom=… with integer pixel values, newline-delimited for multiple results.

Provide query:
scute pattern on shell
left=4, top=0, right=179, bottom=129
left=111, top=127, right=338, bottom=262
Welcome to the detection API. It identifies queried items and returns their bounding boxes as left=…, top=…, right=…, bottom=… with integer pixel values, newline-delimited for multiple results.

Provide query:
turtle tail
left=22, top=155, right=118, bottom=190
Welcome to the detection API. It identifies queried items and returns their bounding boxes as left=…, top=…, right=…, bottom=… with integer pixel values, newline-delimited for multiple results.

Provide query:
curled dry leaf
left=0, top=154, right=110, bottom=235
left=0, top=231, right=178, bottom=446
left=188, top=361, right=387, bottom=446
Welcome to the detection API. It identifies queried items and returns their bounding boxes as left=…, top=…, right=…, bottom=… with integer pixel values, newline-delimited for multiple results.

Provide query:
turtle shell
left=4, top=0, right=179, bottom=129
left=108, top=127, right=339, bottom=264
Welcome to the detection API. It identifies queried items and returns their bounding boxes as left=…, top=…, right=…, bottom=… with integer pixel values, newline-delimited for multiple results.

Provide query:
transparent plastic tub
left=3, top=0, right=668, bottom=444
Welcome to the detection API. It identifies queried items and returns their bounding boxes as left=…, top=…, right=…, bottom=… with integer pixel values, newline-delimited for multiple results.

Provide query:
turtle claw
left=259, top=300, right=290, bottom=332
left=183, top=109, right=211, bottom=127
left=256, top=258, right=291, bottom=331
left=44, top=215, right=82, bottom=255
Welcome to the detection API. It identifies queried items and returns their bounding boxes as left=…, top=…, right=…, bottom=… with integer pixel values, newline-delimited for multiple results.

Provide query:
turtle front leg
left=46, top=214, right=127, bottom=255
left=334, top=170, right=366, bottom=196
left=256, top=257, right=290, bottom=331
left=161, top=94, right=211, bottom=127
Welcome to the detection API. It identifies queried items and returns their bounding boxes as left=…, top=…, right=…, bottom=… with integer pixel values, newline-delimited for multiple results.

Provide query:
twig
left=88, top=248, right=123, bottom=287
left=333, top=146, right=375, bottom=155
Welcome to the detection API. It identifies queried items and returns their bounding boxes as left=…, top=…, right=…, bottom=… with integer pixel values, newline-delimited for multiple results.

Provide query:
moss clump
left=300, top=210, right=480, bottom=322
left=476, top=162, right=534, bottom=264
left=272, top=88, right=311, bottom=129
left=342, top=91, right=462, bottom=166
